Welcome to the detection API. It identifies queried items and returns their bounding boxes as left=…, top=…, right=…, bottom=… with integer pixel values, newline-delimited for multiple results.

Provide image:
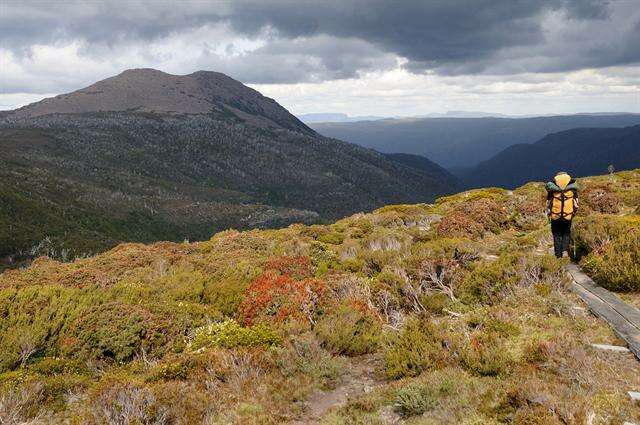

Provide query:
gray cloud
left=1, top=0, right=639, bottom=86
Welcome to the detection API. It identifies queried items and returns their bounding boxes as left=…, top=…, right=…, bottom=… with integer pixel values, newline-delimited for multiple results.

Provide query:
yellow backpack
left=550, top=189, right=575, bottom=221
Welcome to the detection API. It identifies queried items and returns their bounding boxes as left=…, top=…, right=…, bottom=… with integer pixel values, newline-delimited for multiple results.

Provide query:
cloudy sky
left=2, top=0, right=639, bottom=116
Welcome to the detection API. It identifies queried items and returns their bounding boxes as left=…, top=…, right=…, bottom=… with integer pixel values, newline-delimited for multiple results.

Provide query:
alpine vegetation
left=1, top=169, right=639, bottom=423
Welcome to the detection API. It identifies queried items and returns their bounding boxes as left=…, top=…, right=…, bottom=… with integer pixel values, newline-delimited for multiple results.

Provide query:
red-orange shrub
left=263, top=255, right=312, bottom=279
left=239, top=256, right=324, bottom=325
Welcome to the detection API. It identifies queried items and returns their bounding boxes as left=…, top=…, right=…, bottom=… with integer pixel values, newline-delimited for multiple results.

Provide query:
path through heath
left=290, top=355, right=400, bottom=424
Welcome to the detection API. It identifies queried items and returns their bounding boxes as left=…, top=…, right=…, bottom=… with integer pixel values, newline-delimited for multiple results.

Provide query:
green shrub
left=384, top=319, right=446, bottom=379
left=202, top=263, right=260, bottom=316
left=190, top=320, right=279, bottom=350
left=581, top=229, right=640, bottom=292
left=456, top=333, right=513, bottom=376
left=456, top=255, right=519, bottom=305
left=420, top=292, right=451, bottom=315
left=394, top=382, right=438, bottom=417
left=63, top=302, right=174, bottom=362
left=393, top=368, right=471, bottom=417
left=574, top=215, right=640, bottom=291
left=466, top=312, right=520, bottom=338
left=318, top=231, right=345, bottom=245
left=315, top=301, right=381, bottom=356
left=341, top=258, right=364, bottom=273
left=147, top=358, right=195, bottom=382
left=29, top=357, right=87, bottom=376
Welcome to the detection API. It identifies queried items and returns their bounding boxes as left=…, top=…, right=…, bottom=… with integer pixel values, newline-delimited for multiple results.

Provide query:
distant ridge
left=462, top=125, right=640, bottom=188
left=310, top=114, right=640, bottom=168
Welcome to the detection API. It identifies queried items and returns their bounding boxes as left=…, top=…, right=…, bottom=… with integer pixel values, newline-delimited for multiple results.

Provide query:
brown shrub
left=437, top=199, right=508, bottom=238
left=509, top=197, right=546, bottom=231
left=436, top=212, right=485, bottom=238
left=581, top=185, right=621, bottom=214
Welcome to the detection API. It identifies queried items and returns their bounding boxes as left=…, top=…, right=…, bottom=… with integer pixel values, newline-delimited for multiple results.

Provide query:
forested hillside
left=0, top=69, right=459, bottom=266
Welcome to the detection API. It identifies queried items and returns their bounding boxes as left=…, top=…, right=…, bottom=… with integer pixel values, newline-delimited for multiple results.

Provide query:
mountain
left=462, top=125, right=640, bottom=188
left=0, top=69, right=458, bottom=264
left=298, top=113, right=387, bottom=123
left=419, top=111, right=509, bottom=118
left=310, top=114, right=640, bottom=169
left=382, top=152, right=457, bottom=179
left=11, top=68, right=313, bottom=135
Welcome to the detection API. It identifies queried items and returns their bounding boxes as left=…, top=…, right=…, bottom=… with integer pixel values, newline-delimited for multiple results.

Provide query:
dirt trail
left=291, top=356, right=399, bottom=424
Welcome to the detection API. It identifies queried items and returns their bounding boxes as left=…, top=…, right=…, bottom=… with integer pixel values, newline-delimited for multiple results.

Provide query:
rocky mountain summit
left=9, top=68, right=313, bottom=135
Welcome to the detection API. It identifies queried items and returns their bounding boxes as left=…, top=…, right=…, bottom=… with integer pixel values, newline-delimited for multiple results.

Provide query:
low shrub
left=456, top=255, right=519, bottom=305
left=201, top=262, right=264, bottom=316
left=263, top=255, right=312, bottom=279
left=190, top=320, right=279, bottom=350
left=436, top=198, right=508, bottom=239
left=62, top=302, right=174, bottom=363
left=146, top=357, right=195, bottom=382
left=0, top=383, right=45, bottom=424
left=580, top=229, right=640, bottom=292
left=86, top=382, right=168, bottom=425
left=317, top=231, right=345, bottom=245
left=582, top=184, right=621, bottom=214
left=384, top=319, right=447, bottom=379
left=315, top=301, right=382, bottom=356
left=394, top=382, right=438, bottom=417
left=393, top=368, right=465, bottom=417
left=436, top=211, right=485, bottom=239
left=29, top=357, right=87, bottom=376
left=508, top=196, right=546, bottom=231
left=466, top=312, right=520, bottom=338
left=521, top=336, right=556, bottom=365
left=456, top=332, right=513, bottom=377
left=238, top=256, right=326, bottom=325
left=574, top=215, right=640, bottom=291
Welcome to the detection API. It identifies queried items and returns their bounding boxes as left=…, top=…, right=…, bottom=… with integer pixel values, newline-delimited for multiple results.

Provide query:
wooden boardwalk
left=566, top=263, right=640, bottom=360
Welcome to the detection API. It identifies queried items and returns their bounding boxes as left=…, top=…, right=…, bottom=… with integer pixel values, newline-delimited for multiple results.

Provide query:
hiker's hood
left=554, top=173, right=572, bottom=189
left=546, top=179, right=578, bottom=192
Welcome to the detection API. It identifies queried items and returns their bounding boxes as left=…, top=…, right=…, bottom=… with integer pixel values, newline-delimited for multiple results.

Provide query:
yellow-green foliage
left=456, top=255, right=520, bottom=305
left=455, top=332, right=513, bottom=377
left=64, top=301, right=174, bottom=362
left=574, top=215, right=640, bottom=291
left=384, top=319, right=446, bottom=379
left=456, top=253, right=564, bottom=305
left=315, top=301, right=382, bottom=356
left=190, top=320, right=279, bottom=350
left=1, top=169, right=639, bottom=422
left=393, top=368, right=469, bottom=417
left=202, top=262, right=260, bottom=316
left=435, top=188, right=507, bottom=209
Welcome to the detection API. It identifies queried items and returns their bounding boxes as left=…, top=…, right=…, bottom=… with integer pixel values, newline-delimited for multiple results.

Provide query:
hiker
left=545, top=172, right=579, bottom=258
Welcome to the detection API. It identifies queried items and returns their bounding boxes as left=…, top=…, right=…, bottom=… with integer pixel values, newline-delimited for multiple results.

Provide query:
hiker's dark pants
left=551, top=220, right=572, bottom=258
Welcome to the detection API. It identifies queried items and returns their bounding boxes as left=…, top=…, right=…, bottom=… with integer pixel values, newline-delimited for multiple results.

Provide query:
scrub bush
left=574, top=215, right=640, bottom=291
left=315, top=301, right=382, bottom=356
left=190, top=320, right=279, bottom=350
left=384, top=319, right=447, bottom=379
left=456, top=332, right=513, bottom=377
left=456, top=255, right=520, bottom=305
left=63, top=302, right=174, bottom=362
left=582, top=184, right=621, bottom=214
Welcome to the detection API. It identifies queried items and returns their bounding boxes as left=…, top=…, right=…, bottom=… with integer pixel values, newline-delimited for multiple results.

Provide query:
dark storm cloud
left=2, top=0, right=639, bottom=83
